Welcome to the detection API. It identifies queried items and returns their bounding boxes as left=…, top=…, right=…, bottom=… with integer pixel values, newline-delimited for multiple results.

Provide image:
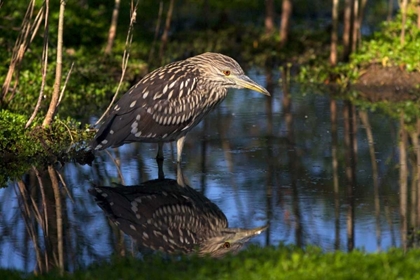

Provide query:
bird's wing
left=89, top=182, right=203, bottom=253
left=91, top=61, right=204, bottom=149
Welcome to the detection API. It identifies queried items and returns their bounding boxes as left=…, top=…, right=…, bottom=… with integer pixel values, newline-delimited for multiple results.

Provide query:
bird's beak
left=235, top=75, right=271, bottom=96
left=226, top=224, right=269, bottom=243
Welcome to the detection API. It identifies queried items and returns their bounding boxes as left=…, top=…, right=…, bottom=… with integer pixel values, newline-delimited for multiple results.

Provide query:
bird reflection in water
left=89, top=174, right=267, bottom=257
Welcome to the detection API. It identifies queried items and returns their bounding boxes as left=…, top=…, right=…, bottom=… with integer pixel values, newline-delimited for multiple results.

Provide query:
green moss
left=0, top=110, right=94, bottom=187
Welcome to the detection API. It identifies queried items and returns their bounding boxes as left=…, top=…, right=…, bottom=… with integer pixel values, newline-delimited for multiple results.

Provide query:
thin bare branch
left=56, top=119, right=75, bottom=147
left=16, top=181, right=45, bottom=273
left=26, top=0, right=50, bottom=128
left=32, top=165, right=49, bottom=235
left=57, top=61, right=74, bottom=108
left=2, top=0, right=44, bottom=103
left=48, top=165, right=64, bottom=274
left=94, top=0, right=140, bottom=127
left=105, top=149, right=126, bottom=185
left=56, top=169, right=75, bottom=203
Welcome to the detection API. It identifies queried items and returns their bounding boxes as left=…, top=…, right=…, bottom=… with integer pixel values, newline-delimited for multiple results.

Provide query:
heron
left=91, top=52, right=270, bottom=162
left=89, top=178, right=267, bottom=257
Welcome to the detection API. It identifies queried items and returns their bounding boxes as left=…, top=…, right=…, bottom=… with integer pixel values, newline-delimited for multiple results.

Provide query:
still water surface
left=1, top=70, right=413, bottom=272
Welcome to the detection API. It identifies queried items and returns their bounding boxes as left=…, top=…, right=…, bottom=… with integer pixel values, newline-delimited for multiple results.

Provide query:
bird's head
left=199, top=224, right=268, bottom=258
left=189, top=52, right=271, bottom=96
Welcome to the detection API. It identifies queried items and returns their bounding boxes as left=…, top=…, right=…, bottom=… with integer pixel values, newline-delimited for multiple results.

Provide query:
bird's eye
left=222, top=70, right=231, bottom=76
left=223, top=242, right=231, bottom=248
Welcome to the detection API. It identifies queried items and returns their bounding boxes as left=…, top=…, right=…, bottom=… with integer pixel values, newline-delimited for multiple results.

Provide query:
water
left=1, top=70, right=415, bottom=272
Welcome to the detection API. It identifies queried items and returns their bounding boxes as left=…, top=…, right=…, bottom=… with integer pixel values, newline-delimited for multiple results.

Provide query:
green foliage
left=0, top=110, right=42, bottom=155
left=351, top=9, right=420, bottom=72
left=298, top=8, right=420, bottom=86
left=0, top=110, right=94, bottom=187
left=2, top=246, right=420, bottom=279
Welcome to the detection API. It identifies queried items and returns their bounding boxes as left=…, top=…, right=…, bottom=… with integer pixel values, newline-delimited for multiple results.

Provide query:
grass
left=2, top=246, right=420, bottom=279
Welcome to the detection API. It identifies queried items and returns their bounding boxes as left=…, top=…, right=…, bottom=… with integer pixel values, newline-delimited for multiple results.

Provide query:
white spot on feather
left=143, top=91, right=149, bottom=99
left=131, top=121, right=138, bottom=134
left=130, top=100, right=136, bottom=108
left=131, top=202, right=138, bottom=212
left=168, top=90, right=174, bottom=100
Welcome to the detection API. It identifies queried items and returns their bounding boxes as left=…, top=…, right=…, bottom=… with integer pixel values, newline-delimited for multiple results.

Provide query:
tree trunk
left=417, top=0, right=420, bottom=28
left=330, top=0, right=339, bottom=66
left=351, top=0, right=359, bottom=52
left=279, top=0, right=292, bottom=47
left=387, top=0, right=393, bottom=21
left=399, top=114, right=408, bottom=251
left=342, top=0, right=354, bottom=61
left=104, top=0, right=120, bottom=55
left=356, top=0, right=368, bottom=48
left=148, top=1, right=163, bottom=65
left=159, top=0, right=175, bottom=64
left=265, top=0, right=275, bottom=34
left=43, top=0, right=65, bottom=127
left=400, top=0, right=408, bottom=45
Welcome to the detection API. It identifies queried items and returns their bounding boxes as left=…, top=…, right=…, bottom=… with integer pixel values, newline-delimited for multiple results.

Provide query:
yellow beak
left=234, top=74, right=271, bottom=96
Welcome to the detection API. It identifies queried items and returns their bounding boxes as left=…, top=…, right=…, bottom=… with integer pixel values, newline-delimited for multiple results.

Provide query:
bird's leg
left=176, top=162, right=186, bottom=187
left=156, top=142, right=165, bottom=179
left=157, top=157, right=165, bottom=179
left=156, top=142, right=164, bottom=160
left=176, top=135, right=186, bottom=162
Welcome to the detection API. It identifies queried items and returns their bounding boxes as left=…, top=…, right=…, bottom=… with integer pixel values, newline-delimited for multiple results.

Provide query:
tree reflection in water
left=4, top=71, right=420, bottom=273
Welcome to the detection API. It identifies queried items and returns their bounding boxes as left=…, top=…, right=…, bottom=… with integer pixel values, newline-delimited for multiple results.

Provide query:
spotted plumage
left=91, top=52, right=270, bottom=161
left=89, top=179, right=267, bottom=257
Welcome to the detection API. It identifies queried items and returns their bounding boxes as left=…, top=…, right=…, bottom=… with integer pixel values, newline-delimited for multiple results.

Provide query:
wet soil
left=353, top=64, right=420, bottom=102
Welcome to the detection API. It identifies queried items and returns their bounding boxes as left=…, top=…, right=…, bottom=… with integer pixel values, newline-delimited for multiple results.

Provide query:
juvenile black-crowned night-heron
left=89, top=179, right=267, bottom=257
left=91, top=52, right=270, bottom=161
